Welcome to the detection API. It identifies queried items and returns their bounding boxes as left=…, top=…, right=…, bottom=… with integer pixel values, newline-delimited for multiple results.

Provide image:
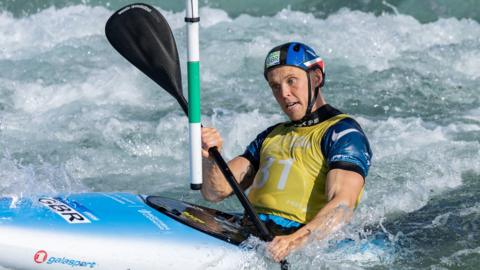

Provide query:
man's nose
left=279, top=84, right=291, bottom=98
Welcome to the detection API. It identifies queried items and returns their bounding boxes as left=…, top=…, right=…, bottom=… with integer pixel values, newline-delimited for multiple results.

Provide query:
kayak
left=0, top=192, right=396, bottom=270
left=0, top=192, right=251, bottom=270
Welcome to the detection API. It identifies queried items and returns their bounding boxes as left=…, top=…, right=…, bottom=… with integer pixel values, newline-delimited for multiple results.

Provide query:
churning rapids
left=0, top=1, right=479, bottom=269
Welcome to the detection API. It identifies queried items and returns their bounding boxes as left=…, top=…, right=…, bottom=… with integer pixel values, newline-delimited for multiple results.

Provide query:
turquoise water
left=0, top=1, right=479, bottom=269
left=2, top=0, right=480, bottom=23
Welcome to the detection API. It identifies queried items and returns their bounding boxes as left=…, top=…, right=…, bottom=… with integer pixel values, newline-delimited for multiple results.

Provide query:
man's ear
left=311, top=68, right=323, bottom=88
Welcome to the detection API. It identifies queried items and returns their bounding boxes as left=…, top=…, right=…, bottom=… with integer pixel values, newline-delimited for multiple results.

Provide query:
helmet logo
left=265, top=51, right=280, bottom=69
left=303, top=57, right=324, bottom=71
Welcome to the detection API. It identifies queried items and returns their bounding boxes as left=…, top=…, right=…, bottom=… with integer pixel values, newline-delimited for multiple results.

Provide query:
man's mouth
left=286, top=101, right=300, bottom=110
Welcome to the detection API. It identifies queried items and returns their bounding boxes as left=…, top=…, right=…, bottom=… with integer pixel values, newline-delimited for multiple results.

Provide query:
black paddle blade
left=105, top=3, right=188, bottom=115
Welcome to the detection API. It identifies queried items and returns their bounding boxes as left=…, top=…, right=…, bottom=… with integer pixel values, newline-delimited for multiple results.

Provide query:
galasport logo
left=32, top=250, right=97, bottom=268
left=34, top=250, right=48, bottom=263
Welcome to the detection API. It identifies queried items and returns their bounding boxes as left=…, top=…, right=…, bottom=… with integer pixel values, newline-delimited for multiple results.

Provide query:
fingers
left=267, top=236, right=291, bottom=262
left=267, top=233, right=307, bottom=262
left=201, top=127, right=223, bottom=158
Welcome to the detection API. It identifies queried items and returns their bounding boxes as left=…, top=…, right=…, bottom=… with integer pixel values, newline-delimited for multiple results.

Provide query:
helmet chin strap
left=305, top=71, right=319, bottom=117
left=289, top=70, right=320, bottom=126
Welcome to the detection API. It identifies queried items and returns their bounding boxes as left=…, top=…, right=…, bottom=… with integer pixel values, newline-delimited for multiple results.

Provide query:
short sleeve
left=321, top=118, right=372, bottom=178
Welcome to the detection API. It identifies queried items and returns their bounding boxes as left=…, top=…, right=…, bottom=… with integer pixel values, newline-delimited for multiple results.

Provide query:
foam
left=0, top=5, right=479, bottom=268
left=0, top=152, right=86, bottom=204
left=0, top=6, right=109, bottom=60
left=438, top=247, right=480, bottom=268
left=356, top=116, right=479, bottom=220
left=453, top=50, right=480, bottom=79
left=9, top=66, right=151, bottom=114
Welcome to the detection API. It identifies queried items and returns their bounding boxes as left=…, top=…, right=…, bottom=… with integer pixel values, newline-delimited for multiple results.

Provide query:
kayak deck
left=146, top=196, right=252, bottom=245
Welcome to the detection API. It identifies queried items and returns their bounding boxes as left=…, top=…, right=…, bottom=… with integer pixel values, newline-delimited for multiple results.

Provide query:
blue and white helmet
left=264, top=42, right=325, bottom=86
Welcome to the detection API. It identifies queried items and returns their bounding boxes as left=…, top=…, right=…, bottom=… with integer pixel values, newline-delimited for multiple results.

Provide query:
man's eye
left=287, top=78, right=296, bottom=85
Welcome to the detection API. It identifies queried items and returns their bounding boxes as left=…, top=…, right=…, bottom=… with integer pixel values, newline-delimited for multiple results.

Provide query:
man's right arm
left=200, top=127, right=256, bottom=202
left=201, top=156, right=255, bottom=202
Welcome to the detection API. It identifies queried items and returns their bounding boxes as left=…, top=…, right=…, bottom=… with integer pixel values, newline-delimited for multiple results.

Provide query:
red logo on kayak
left=34, top=250, right=48, bottom=264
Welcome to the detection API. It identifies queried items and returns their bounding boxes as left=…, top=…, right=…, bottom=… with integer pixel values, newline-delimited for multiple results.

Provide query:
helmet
left=263, top=42, right=326, bottom=123
left=264, top=42, right=325, bottom=86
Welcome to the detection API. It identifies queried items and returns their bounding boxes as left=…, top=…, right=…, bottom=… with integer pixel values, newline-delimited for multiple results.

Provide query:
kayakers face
left=266, top=66, right=323, bottom=121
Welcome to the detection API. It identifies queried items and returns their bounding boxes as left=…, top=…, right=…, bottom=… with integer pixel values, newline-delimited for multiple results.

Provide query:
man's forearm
left=266, top=196, right=356, bottom=262
left=293, top=197, right=354, bottom=243
left=297, top=168, right=364, bottom=240
left=201, top=157, right=232, bottom=202
left=201, top=156, right=255, bottom=202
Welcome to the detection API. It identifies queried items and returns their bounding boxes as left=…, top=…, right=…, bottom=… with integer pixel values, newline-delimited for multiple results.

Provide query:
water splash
left=0, top=4, right=478, bottom=269
left=0, top=151, right=87, bottom=206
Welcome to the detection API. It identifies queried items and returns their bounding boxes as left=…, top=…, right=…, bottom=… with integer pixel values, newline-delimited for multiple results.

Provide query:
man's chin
left=282, top=108, right=305, bottom=122
left=287, top=114, right=304, bottom=122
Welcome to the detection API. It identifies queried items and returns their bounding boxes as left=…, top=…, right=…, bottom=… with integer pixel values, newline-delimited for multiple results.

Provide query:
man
left=201, top=42, right=372, bottom=262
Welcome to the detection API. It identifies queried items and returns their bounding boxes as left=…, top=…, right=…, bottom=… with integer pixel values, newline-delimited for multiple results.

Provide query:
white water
left=0, top=4, right=479, bottom=269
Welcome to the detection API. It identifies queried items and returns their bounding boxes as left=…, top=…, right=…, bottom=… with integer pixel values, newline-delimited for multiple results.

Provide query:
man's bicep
left=325, top=169, right=364, bottom=208
left=228, top=156, right=257, bottom=190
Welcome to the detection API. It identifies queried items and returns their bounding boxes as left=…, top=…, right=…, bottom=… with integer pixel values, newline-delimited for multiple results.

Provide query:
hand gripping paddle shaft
left=105, top=4, right=288, bottom=268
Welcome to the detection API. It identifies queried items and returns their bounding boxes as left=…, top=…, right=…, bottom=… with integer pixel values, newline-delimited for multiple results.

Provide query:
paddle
left=105, top=4, right=288, bottom=268
left=104, top=3, right=187, bottom=115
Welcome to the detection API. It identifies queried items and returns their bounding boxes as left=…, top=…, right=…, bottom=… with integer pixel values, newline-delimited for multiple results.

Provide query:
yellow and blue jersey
left=241, top=105, right=372, bottom=225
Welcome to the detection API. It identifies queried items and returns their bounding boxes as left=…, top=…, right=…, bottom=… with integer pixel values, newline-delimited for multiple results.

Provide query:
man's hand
left=201, top=127, right=223, bottom=158
left=267, top=228, right=311, bottom=262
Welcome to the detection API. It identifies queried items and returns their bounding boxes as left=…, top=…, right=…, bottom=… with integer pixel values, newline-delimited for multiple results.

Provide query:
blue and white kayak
left=0, top=192, right=249, bottom=270
left=0, top=192, right=395, bottom=269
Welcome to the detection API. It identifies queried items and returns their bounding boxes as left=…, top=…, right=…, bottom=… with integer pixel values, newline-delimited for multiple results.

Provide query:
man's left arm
left=267, top=169, right=364, bottom=262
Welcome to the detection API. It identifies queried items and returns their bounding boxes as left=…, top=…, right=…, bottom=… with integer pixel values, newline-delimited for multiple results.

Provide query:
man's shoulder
left=321, top=116, right=370, bottom=156
left=329, top=117, right=365, bottom=135
left=322, top=115, right=372, bottom=176
left=256, top=122, right=284, bottom=137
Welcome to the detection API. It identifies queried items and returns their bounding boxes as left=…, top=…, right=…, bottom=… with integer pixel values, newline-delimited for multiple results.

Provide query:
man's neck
left=310, top=95, right=327, bottom=112
left=288, top=104, right=342, bottom=127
